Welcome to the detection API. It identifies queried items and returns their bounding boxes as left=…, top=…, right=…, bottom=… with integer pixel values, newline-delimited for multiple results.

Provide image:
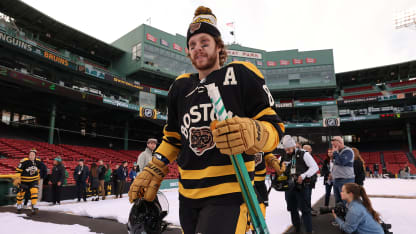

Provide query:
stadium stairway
left=406, top=152, right=416, bottom=167
left=380, top=152, right=386, bottom=169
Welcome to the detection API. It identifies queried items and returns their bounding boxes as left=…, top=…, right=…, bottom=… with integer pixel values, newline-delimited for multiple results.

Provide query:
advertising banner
left=267, top=61, right=277, bottom=67
left=226, top=49, right=262, bottom=59
left=279, top=60, right=290, bottom=65
left=292, top=58, right=303, bottom=65
left=173, top=43, right=183, bottom=52
left=146, top=33, right=157, bottom=43
left=285, top=122, right=323, bottom=128
left=305, top=58, right=317, bottom=64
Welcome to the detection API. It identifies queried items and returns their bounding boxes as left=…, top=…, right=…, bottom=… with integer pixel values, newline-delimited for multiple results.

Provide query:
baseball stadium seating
left=0, top=138, right=180, bottom=184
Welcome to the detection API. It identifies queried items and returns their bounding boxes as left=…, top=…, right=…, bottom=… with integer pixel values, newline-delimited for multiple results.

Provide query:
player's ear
left=185, top=47, right=189, bottom=56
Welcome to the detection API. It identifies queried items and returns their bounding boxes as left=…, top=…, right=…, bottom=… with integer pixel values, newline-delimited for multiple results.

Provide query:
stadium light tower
left=394, top=7, right=416, bottom=30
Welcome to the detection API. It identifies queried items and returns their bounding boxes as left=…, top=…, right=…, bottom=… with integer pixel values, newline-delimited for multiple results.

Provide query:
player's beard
left=191, top=52, right=218, bottom=71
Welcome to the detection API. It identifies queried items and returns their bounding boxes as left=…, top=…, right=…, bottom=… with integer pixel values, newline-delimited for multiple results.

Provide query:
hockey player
left=254, top=152, right=286, bottom=216
left=128, top=6, right=284, bottom=234
left=247, top=152, right=286, bottom=232
left=15, top=149, right=43, bottom=214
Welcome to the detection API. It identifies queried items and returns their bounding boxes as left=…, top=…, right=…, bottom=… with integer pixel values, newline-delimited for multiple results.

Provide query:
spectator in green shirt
left=104, top=164, right=112, bottom=197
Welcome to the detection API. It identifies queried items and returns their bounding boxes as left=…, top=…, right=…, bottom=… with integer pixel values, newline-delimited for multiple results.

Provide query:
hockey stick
left=205, top=83, right=269, bottom=234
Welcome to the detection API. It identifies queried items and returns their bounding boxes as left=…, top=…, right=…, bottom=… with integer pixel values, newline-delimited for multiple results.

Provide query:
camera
left=381, top=222, right=392, bottom=234
left=319, top=202, right=348, bottom=219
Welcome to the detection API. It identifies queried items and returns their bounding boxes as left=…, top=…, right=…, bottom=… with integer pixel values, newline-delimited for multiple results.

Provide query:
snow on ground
left=371, top=198, right=416, bottom=234
left=4, top=178, right=415, bottom=234
left=363, top=178, right=416, bottom=196
left=1, top=212, right=95, bottom=234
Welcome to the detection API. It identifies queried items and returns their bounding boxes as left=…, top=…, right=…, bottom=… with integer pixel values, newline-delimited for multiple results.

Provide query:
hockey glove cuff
left=211, top=116, right=269, bottom=155
left=128, top=157, right=168, bottom=203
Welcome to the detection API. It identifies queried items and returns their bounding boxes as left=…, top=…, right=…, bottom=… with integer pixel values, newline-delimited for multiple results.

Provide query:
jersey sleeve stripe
left=163, top=125, right=181, bottom=141
left=178, top=161, right=255, bottom=180
left=176, top=73, right=192, bottom=80
left=251, top=107, right=275, bottom=120
left=254, top=176, right=266, bottom=182
left=179, top=181, right=244, bottom=199
left=155, top=140, right=181, bottom=163
left=230, top=61, right=264, bottom=79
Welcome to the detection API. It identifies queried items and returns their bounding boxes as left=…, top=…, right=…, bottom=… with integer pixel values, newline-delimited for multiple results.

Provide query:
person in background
left=137, top=138, right=157, bottom=171
left=352, top=148, right=365, bottom=186
left=15, top=149, right=43, bottom=213
left=112, top=164, right=119, bottom=195
left=116, top=161, right=128, bottom=198
left=321, top=148, right=334, bottom=208
left=331, top=136, right=355, bottom=204
left=74, top=159, right=89, bottom=202
left=373, top=164, right=379, bottom=178
left=37, top=156, right=47, bottom=202
left=365, top=165, right=371, bottom=178
left=50, top=156, right=65, bottom=205
left=129, top=163, right=138, bottom=181
left=104, top=164, right=112, bottom=197
left=404, top=163, right=411, bottom=179
left=89, top=163, right=100, bottom=201
left=24, top=155, right=47, bottom=207
left=98, top=160, right=106, bottom=200
left=332, top=183, right=384, bottom=234
left=282, top=136, right=319, bottom=234
left=302, top=144, right=319, bottom=216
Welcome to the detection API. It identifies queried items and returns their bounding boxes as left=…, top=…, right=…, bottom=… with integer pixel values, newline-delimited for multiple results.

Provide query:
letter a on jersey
left=223, top=67, right=237, bottom=86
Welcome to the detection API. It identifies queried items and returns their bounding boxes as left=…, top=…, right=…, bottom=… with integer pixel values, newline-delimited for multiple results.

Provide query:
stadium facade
left=0, top=1, right=415, bottom=156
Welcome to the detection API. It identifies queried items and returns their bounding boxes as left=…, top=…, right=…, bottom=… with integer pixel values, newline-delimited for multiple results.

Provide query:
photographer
left=282, top=135, right=319, bottom=234
left=332, top=183, right=384, bottom=234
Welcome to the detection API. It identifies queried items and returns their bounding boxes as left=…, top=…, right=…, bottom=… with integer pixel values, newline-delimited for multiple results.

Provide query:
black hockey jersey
left=155, top=61, right=285, bottom=207
left=16, top=158, right=42, bottom=182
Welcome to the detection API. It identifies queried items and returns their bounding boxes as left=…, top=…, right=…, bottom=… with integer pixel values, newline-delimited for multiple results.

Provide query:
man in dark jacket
left=112, top=164, right=119, bottom=195
left=116, top=161, right=128, bottom=198
left=74, top=159, right=89, bottom=202
left=97, top=160, right=106, bottom=200
left=50, top=156, right=65, bottom=205
left=373, top=163, right=379, bottom=178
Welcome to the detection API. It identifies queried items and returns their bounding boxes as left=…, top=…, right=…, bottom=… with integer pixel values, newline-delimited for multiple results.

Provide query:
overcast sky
left=21, top=0, right=416, bottom=73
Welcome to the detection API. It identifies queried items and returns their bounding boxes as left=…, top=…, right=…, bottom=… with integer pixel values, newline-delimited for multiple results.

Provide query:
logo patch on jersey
left=254, top=152, right=264, bottom=167
left=189, top=126, right=215, bottom=156
left=189, top=23, right=201, bottom=34
left=25, top=165, right=38, bottom=176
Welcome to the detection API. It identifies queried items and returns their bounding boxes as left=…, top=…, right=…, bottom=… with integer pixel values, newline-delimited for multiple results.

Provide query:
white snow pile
left=1, top=178, right=415, bottom=234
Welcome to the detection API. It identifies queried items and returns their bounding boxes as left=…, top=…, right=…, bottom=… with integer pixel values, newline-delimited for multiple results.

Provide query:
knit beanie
left=186, top=6, right=221, bottom=48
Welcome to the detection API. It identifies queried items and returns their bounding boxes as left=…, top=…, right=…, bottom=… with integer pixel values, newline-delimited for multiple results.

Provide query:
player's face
left=188, top=33, right=220, bottom=71
left=29, top=152, right=36, bottom=161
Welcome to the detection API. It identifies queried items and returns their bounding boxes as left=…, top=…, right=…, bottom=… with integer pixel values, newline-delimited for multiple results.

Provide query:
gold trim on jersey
left=163, top=126, right=181, bottom=141
left=254, top=168, right=267, bottom=182
left=230, top=61, right=264, bottom=79
left=155, top=140, right=180, bottom=163
left=235, top=204, right=248, bottom=234
left=178, top=161, right=255, bottom=180
left=261, top=121, right=280, bottom=152
left=252, top=107, right=276, bottom=120
left=176, top=73, right=192, bottom=81
left=179, top=181, right=243, bottom=199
